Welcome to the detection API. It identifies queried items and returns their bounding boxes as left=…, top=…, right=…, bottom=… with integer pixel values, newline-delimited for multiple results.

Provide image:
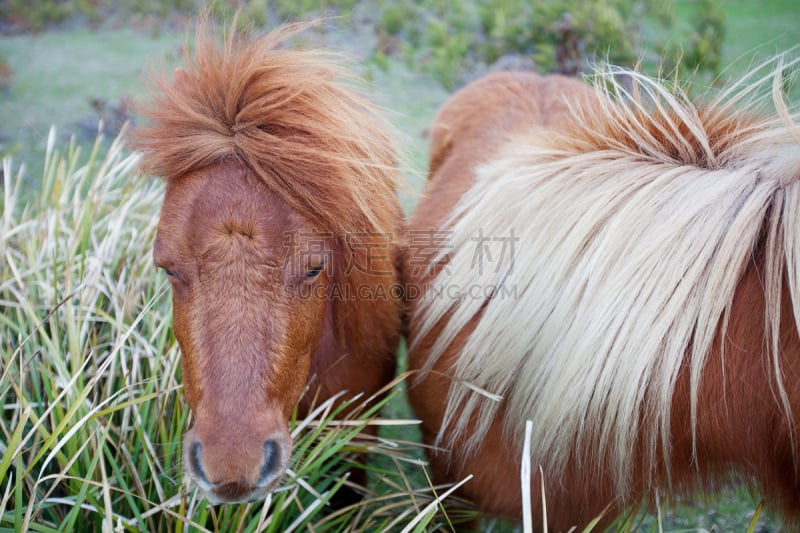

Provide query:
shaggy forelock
left=133, top=20, right=401, bottom=238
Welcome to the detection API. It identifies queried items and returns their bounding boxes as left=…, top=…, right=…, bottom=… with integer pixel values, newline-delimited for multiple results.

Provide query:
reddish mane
left=134, top=22, right=400, bottom=240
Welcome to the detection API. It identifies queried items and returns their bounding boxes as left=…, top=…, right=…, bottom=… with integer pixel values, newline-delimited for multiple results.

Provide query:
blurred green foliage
left=680, top=0, right=725, bottom=76
left=1, top=0, right=726, bottom=89
left=1, top=0, right=102, bottom=30
left=376, top=0, right=726, bottom=88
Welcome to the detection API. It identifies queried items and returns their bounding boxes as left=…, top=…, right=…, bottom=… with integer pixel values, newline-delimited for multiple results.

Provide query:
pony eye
left=304, top=256, right=328, bottom=280
left=162, top=267, right=178, bottom=279
left=305, top=265, right=323, bottom=279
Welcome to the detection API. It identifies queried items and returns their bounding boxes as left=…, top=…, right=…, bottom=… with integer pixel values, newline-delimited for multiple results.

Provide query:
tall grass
left=0, top=128, right=468, bottom=532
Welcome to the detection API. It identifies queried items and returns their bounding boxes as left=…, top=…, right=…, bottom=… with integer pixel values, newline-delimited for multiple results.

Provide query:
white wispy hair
left=413, top=56, right=800, bottom=496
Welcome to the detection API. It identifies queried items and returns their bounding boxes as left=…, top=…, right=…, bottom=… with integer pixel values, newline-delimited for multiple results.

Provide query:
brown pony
left=133, top=23, right=404, bottom=504
left=406, top=62, right=800, bottom=530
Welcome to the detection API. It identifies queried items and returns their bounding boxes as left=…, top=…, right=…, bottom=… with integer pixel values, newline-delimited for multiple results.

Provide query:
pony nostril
left=258, top=439, right=281, bottom=485
left=190, top=442, right=209, bottom=484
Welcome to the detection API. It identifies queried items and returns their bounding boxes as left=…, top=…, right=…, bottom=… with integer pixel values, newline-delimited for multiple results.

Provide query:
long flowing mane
left=414, top=58, right=800, bottom=495
left=133, top=21, right=401, bottom=240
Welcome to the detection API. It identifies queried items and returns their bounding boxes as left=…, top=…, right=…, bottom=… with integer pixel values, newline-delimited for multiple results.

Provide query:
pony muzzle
left=183, top=425, right=291, bottom=504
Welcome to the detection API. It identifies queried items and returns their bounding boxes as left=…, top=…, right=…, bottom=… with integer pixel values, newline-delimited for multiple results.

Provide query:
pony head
left=135, top=22, right=400, bottom=503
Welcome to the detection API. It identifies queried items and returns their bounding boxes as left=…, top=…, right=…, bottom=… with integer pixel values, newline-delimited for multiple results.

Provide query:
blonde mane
left=133, top=21, right=401, bottom=240
left=414, top=58, right=800, bottom=495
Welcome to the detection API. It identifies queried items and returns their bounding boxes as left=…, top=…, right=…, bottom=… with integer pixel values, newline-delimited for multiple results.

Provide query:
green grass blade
left=0, top=407, right=30, bottom=488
